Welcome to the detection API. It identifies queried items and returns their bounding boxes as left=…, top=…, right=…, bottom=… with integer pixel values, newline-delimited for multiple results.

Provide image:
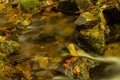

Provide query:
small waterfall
left=77, top=51, right=120, bottom=80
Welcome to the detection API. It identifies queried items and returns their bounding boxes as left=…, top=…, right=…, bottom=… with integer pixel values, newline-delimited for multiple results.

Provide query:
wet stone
left=75, top=12, right=99, bottom=28
left=54, top=56, right=96, bottom=80
left=103, top=6, right=120, bottom=43
left=73, top=0, right=120, bottom=55
left=0, top=36, right=20, bottom=56
left=74, top=24, right=105, bottom=55
left=0, top=63, right=26, bottom=80
left=56, top=0, right=79, bottom=14
left=20, top=0, right=40, bottom=12
left=75, top=0, right=94, bottom=11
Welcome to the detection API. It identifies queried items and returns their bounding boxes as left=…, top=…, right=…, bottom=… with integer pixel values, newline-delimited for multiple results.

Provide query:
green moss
left=20, top=0, right=39, bottom=12
left=0, top=36, right=20, bottom=56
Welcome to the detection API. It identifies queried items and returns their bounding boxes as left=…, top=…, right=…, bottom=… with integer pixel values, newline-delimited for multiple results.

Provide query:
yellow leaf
left=67, top=43, right=77, bottom=56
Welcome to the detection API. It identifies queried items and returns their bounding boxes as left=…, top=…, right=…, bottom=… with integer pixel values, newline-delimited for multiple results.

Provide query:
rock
left=0, top=62, right=26, bottom=79
left=0, top=4, right=5, bottom=14
left=20, top=0, right=40, bottom=12
left=38, top=31, right=56, bottom=42
left=39, top=0, right=54, bottom=7
left=103, top=6, right=120, bottom=43
left=75, top=0, right=94, bottom=11
left=104, top=43, right=120, bottom=57
left=90, top=0, right=111, bottom=5
left=54, top=56, right=91, bottom=80
left=56, top=0, right=79, bottom=14
left=75, top=12, right=99, bottom=28
left=74, top=7, right=106, bottom=55
left=74, top=24, right=105, bottom=55
left=0, top=36, right=20, bottom=56
left=74, top=0, right=120, bottom=55
left=0, top=0, right=9, bottom=4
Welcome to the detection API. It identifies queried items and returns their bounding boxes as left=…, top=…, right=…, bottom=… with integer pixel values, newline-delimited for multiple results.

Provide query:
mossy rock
left=0, top=36, right=20, bottom=56
left=20, top=0, right=39, bottom=12
left=74, top=24, right=105, bottom=55
left=0, top=63, right=26, bottom=80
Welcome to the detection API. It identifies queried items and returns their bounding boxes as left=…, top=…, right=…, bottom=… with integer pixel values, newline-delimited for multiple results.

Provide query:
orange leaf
left=63, top=63, right=70, bottom=69
left=73, top=66, right=80, bottom=75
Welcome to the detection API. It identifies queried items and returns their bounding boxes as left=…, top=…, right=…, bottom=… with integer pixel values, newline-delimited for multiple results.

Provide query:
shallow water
left=17, top=12, right=120, bottom=80
left=0, top=1, right=120, bottom=80
left=0, top=8, right=113, bottom=79
left=16, top=13, right=78, bottom=79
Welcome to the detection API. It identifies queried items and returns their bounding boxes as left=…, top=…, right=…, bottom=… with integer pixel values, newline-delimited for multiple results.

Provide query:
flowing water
left=17, top=12, right=120, bottom=80
left=77, top=52, right=120, bottom=80
left=0, top=1, right=120, bottom=80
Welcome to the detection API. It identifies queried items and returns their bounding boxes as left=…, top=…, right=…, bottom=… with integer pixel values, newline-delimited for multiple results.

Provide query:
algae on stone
left=74, top=1, right=113, bottom=55
left=75, top=12, right=99, bottom=28
left=75, top=24, right=105, bottom=55
left=0, top=62, right=26, bottom=79
left=0, top=36, right=20, bottom=56
left=20, top=0, right=40, bottom=12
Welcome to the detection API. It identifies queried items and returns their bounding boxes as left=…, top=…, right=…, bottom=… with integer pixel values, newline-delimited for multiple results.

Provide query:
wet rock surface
left=74, top=11, right=106, bottom=55
left=0, top=36, right=20, bottom=56
left=56, top=0, right=80, bottom=14
left=0, top=63, right=26, bottom=80
left=74, top=0, right=120, bottom=55
left=103, top=6, right=120, bottom=43
left=74, top=24, right=105, bottom=55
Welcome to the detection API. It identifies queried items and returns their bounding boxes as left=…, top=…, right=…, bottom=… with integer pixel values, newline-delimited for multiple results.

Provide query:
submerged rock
left=104, top=43, right=120, bottom=57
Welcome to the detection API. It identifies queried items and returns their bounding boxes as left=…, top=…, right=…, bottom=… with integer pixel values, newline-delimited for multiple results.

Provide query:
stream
left=0, top=1, right=120, bottom=79
left=17, top=12, right=120, bottom=80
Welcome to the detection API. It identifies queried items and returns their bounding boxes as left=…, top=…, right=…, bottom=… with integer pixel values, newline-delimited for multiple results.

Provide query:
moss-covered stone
left=0, top=36, right=20, bottom=56
left=55, top=56, right=93, bottom=80
left=74, top=0, right=120, bottom=55
left=0, top=62, right=26, bottom=79
left=74, top=24, right=105, bottom=55
left=75, top=12, right=99, bottom=28
left=20, top=0, right=39, bottom=12
left=75, top=0, right=94, bottom=11
left=74, top=8, right=106, bottom=55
